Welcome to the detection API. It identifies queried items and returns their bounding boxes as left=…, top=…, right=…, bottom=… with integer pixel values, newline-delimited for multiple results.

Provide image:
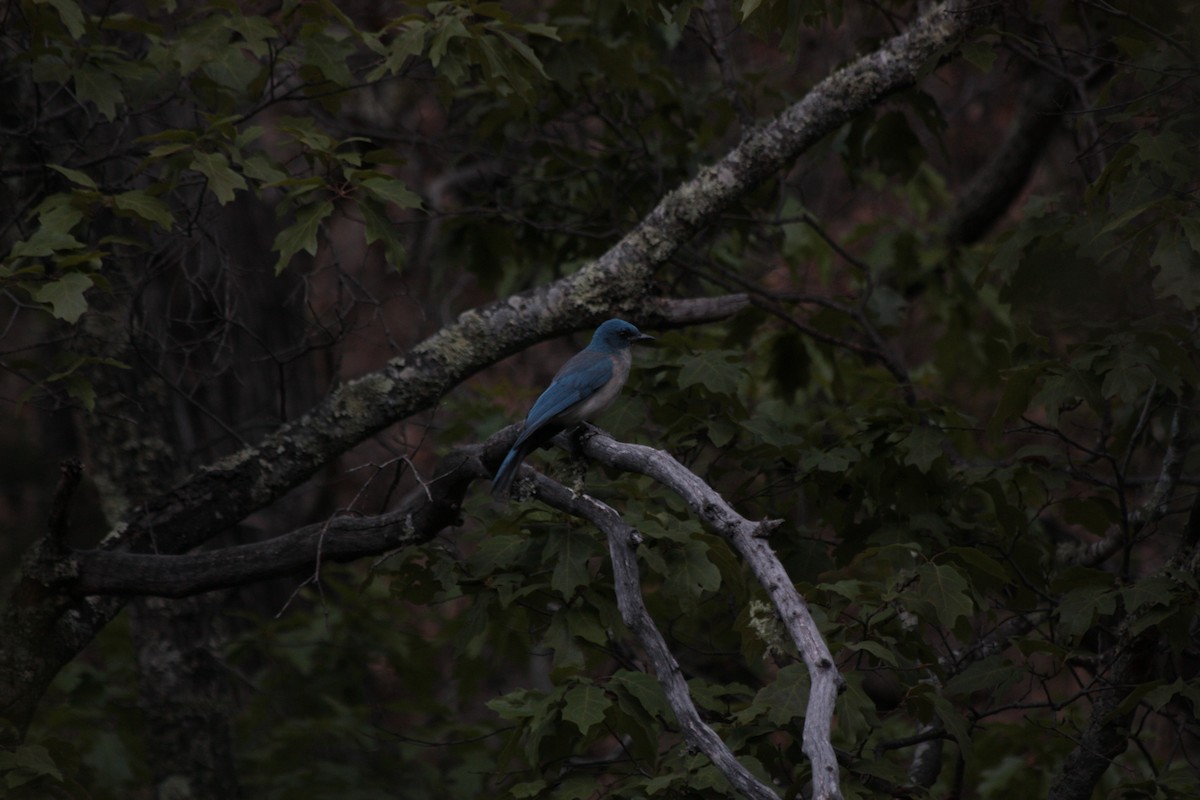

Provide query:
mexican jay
left=492, top=318, right=654, bottom=495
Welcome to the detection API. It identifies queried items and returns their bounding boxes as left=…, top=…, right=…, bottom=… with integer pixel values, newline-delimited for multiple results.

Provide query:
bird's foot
left=576, top=421, right=604, bottom=440
left=566, top=458, right=588, bottom=495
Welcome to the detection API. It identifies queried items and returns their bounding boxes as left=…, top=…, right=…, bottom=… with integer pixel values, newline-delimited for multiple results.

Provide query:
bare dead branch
left=528, top=473, right=783, bottom=800
left=574, top=431, right=846, bottom=800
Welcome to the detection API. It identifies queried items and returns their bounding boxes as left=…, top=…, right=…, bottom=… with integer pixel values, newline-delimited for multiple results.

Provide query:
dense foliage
left=2, top=1, right=1198, bottom=798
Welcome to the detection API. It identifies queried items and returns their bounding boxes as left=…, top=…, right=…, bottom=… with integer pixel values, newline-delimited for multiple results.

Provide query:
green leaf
left=113, top=190, right=174, bottom=230
left=370, top=23, right=428, bottom=79
left=201, top=46, right=264, bottom=95
left=943, top=655, right=1023, bottom=698
left=900, top=424, right=943, bottom=472
left=73, top=63, right=123, bottom=120
left=360, top=176, right=423, bottom=210
left=802, top=445, right=860, bottom=472
left=302, top=29, right=356, bottom=86
left=33, top=272, right=93, bottom=323
left=1141, top=678, right=1200, bottom=714
left=359, top=197, right=407, bottom=270
left=930, top=693, right=972, bottom=755
left=541, top=612, right=584, bottom=671
left=191, top=150, right=248, bottom=205
left=1060, top=497, right=1119, bottom=535
left=467, top=534, right=527, bottom=575
left=1055, top=583, right=1116, bottom=642
left=914, top=562, right=974, bottom=630
left=9, top=197, right=85, bottom=258
left=750, top=664, right=809, bottom=725
left=36, top=0, right=87, bottom=39
left=707, top=416, right=737, bottom=448
left=1095, top=335, right=1157, bottom=404
left=509, top=780, right=549, bottom=799
left=273, top=200, right=334, bottom=274
left=474, top=36, right=521, bottom=96
left=842, top=640, right=898, bottom=667
left=664, top=539, right=721, bottom=598
left=678, top=349, right=741, bottom=396
left=546, top=529, right=597, bottom=598
left=1120, top=576, right=1174, bottom=613
left=429, top=15, right=469, bottom=67
left=988, top=362, right=1051, bottom=437
left=946, top=546, right=1010, bottom=584
left=10, top=230, right=84, bottom=260
left=609, top=670, right=670, bottom=721
left=960, top=41, right=996, bottom=73
left=0, top=743, right=64, bottom=786
left=486, top=687, right=541, bottom=720
left=864, top=111, right=922, bottom=179
left=561, top=683, right=609, bottom=736
left=241, top=153, right=288, bottom=184
left=48, top=164, right=97, bottom=189
left=494, top=28, right=549, bottom=79
left=63, top=373, right=97, bottom=412
left=1151, top=229, right=1200, bottom=309
left=739, top=0, right=765, bottom=20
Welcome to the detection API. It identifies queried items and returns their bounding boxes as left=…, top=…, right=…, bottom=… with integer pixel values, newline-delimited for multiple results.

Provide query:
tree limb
left=69, top=424, right=845, bottom=797
left=69, top=448, right=481, bottom=597
left=528, top=473, right=783, bottom=800
left=575, top=431, right=845, bottom=800
left=945, top=69, right=1077, bottom=247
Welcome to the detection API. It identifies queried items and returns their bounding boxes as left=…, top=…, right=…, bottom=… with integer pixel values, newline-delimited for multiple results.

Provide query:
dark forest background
left=1, top=1, right=1198, bottom=798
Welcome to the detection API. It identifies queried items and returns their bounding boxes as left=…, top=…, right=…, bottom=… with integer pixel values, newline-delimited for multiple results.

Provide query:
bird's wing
left=514, top=350, right=613, bottom=447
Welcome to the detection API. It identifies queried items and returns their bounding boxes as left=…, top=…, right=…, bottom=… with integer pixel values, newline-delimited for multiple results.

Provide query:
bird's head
left=591, top=319, right=654, bottom=351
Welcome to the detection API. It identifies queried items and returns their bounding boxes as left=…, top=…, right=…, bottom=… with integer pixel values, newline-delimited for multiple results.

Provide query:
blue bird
left=492, top=319, right=654, bottom=495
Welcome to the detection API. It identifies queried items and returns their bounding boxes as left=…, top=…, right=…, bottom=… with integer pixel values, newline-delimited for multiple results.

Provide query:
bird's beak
left=634, top=333, right=655, bottom=343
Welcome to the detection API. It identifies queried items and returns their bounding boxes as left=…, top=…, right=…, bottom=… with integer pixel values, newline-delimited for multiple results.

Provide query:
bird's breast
left=559, top=350, right=632, bottom=425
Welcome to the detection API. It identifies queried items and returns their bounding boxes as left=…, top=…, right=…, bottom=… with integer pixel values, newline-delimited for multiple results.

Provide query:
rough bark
left=131, top=595, right=241, bottom=800
left=1045, top=628, right=1159, bottom=800
left=945, top=70, right=1077, bottom=247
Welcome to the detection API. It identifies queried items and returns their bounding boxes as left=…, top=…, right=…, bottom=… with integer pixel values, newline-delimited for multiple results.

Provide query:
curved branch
left=69, top=450, right=483, bottom=597
left=528, top=473, right=782, bottom=800
left=945, top=70, right=1077, bottom=247
left=574, top=431, right=845, bottom=800
left=70, top=424, right=844, bottom=797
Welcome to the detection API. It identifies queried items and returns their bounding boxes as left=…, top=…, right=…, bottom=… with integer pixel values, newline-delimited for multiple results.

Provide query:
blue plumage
left=492, top=319, right=653, bottom=495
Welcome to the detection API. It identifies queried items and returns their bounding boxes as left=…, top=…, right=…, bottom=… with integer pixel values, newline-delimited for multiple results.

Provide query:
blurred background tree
left=1, top=0, right=1198, bottom=798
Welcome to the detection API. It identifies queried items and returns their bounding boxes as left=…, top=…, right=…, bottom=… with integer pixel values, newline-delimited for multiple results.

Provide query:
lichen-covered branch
left=1, top=0, right=995, bottom=742
left=93, top=0, right=996, bottom=562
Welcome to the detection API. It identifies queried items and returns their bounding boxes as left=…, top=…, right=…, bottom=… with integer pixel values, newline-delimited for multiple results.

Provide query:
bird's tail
left=491, top=444, right=528, bottom=496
